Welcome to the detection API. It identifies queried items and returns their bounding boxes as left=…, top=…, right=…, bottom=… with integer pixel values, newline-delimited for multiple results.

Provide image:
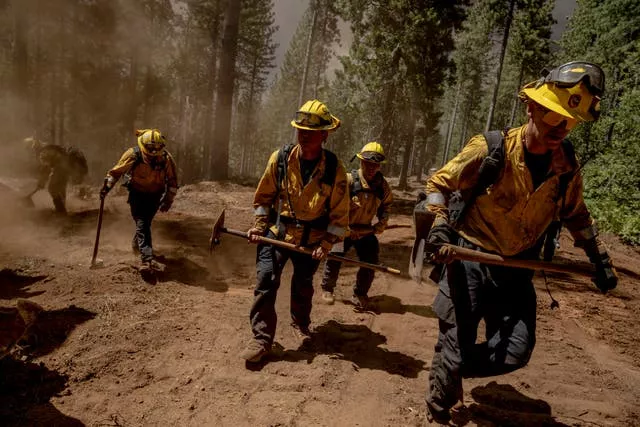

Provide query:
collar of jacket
left=287, top=144, right=327, bottom=184
left=509, top=125, right=578, bottom=179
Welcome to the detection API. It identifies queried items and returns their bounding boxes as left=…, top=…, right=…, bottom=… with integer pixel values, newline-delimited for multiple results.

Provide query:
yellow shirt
left=106, top=147, right=178, bottom=197
left=347, top=168, right=393, bottom=240
left=426, top=125, right=595, bottom=256
left=253, top=144, right=350, bottom=249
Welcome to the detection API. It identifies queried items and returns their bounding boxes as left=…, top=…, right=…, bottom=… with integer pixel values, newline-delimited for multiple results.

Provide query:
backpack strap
left=449, top=129, right=506, bottom=227
left=320, top=149, right=338, bottom=187
left=350, top=169, right=362, bottom=194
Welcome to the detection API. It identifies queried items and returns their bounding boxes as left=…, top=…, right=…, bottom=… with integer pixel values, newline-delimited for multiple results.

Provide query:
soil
left=1, top=177, right=639, bottom=427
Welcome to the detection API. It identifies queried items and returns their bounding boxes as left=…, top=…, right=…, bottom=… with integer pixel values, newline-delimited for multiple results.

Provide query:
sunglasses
left=543, top=62, right=604, bottom=96
left=536, top=105, right=578, bottom=130
left=294, top=111, right=331, bottom=128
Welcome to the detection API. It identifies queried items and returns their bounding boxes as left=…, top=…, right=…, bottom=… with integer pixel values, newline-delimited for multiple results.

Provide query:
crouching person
left=100, top=129, right=178, bottom=272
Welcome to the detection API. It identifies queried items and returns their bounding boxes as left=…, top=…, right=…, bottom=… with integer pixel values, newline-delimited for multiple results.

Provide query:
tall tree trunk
left=12, top=1, right=28, bottom=100
left=379, top=45, right=402, bottom=172
left=484, top=0, right=515, bottom=132
left=298, top=1, right=317, bottom=107
left=313, top=2, right=328, bottom=98
left=398, top=105, right=417, bottom=190
left=210, top=0, right=242, bottom=180
left=202, top=4, right=221, bottom=179
left=442, top=81, right=461, bottom=167
left=509, top=62, right=524, bottom=127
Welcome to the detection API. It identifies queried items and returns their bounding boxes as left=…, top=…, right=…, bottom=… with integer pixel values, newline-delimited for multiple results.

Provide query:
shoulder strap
left=320, top=149, right=338, bottom=186
left=350, top=169, right=361, bottom=194
left=449, top=129, right=506, bottom=227
left=276, top=144, right=294, bottom=194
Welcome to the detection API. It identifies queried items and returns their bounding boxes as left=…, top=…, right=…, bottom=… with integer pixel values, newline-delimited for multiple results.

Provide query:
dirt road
left=1, top=180, right=639, bottom=426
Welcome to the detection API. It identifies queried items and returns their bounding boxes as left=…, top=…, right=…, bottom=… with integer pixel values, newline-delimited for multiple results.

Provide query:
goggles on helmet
left=294, top=111, right=332, bottom=129
left=542, top=61, right=604, bottom=96
left=359, top=151, right=386, bottom=163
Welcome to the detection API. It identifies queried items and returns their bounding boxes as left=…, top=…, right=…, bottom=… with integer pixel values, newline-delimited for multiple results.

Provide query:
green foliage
left=559, top=0, right=640, bottom=243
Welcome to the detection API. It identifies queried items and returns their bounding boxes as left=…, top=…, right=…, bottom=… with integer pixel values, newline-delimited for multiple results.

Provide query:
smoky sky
left=271, top=0, right=578, bottom=79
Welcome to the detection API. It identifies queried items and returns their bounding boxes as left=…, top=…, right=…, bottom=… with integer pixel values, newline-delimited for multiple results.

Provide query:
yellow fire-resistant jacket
left=106, top=148, right=178, bottom=200
left=426, top=124, right=597, bottom=256
left=253, top=144, right=350, bottom=250
left=347, top=169, right=393, bottom=240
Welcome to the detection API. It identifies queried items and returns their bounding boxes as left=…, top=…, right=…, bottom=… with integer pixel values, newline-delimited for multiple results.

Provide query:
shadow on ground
left=367, top=295, right=436, bottom=318
left=18, top=305, right=96, bottom=358
left=265, top=320, right=426, bottom=378
left=0, top=269, right=47, bottom=300
left=451, top=381, right=569, bottom=427
left=0, top=357, right=84, bottom=427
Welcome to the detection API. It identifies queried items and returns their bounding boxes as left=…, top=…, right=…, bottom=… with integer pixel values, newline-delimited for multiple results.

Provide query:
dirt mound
left=0, top=177, right=639, bottom=426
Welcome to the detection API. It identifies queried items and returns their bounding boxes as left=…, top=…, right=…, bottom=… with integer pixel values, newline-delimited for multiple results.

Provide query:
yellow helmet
left=356, top=141, right=386, bottom=163
left=291, top=99, right=341, bottom=131
left=136, top=129, right=166, bottom=157
left=23, top=137, right=42, bottom=152
left=520, top=61, right=605, bottom=122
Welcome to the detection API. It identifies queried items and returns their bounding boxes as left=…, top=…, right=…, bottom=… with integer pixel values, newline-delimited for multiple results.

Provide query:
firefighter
left=23, top=137, right=88, bottom=213
left=319, top=142, right=393, bottom=309
left=423, top=62, right=618, bottom=424
left=241, top=100, right=350, bottom=364
left=100, top=129, right=178, bottom=272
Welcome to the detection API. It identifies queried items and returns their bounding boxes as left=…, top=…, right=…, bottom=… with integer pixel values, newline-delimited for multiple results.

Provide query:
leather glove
left=593, top=258, right=618, bottom=293
left=427, top=223, right=456, bottom=264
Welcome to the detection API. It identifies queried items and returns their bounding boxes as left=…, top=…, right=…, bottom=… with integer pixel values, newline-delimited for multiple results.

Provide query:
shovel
left=209, top=210, right=401, bottom=275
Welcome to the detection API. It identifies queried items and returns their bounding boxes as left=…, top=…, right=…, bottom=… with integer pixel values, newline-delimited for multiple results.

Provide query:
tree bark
left=210, top=0, right=242, bottom=180
left=485, top=0, right=515, bottom=132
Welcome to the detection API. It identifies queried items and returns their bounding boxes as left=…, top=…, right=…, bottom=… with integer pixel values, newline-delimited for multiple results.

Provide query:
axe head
left=209, top=209, right=226, bottom=253
left=408, top=199, right=436, bottom=284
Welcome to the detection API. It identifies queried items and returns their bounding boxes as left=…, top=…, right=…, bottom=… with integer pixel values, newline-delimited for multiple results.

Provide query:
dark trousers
left=48, top=169, right=69, bottom=213
left=321, top=233, right=379, bottom=297
left=128, top=189, right=162, bottom=262
left=426, top=238, right=538, bottom=414
left=249, top=231, right=321, bottom=347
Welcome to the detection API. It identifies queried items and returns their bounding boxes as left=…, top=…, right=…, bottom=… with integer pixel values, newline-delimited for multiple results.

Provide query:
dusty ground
left=1, top=177, right=640, bottom=427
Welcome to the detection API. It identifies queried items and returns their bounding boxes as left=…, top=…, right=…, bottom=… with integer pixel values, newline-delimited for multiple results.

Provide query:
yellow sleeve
left=106, top=148, right=137, bottom=185
left=425, top=134, right=488, bottom=226
left=561, top=171, right=597, bottom=241
left=374, top=179, right=393, bottom=233
left=322, top=160, right=350, bottom=248
left=252, top=150, right=279, bottom=231
left=164, top=152, right=179, bottom=202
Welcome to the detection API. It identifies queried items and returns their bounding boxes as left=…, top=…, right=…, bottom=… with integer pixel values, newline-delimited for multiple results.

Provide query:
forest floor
left=1, top=177, right=640, bottom=427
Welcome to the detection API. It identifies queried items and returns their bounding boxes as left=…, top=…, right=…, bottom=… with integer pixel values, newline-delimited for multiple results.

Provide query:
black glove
left=427, top=223, right=456, bottom=264
left=593, top=258, right=618, bottom=293
left=427, top=223, right=454, bottom=245
left=579, top=238, right=618, bottom=293
left=99, top=184, right=111, bottom=199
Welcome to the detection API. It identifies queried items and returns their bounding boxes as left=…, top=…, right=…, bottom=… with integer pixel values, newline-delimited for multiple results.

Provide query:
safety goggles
left=294, top=111, right=332, bottom=128
left=536, top=104, right=578, bottom=130
left=359, top=151, right=386, bottom=163
left=543, top=62, right=604, bottom=96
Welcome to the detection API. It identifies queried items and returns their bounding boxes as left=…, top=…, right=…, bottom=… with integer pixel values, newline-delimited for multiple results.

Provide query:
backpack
left=350, top=169, right=384, bottom=201
left=65, top=146, right=88, bottom=181
left=448, top=129, right=576, bottom=260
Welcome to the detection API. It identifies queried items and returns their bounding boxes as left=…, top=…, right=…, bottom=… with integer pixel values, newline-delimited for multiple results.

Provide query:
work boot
left=350, top=294, right=369, bottom=310
left=141, top=259, right=166, bottom=273
left=240, top=339, right=270, bottom=363
left=320, top=291, right=335, bottom=305
left=291, top=322, right=312, bottom=346
left=426, top=401, right=451, bottom=425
